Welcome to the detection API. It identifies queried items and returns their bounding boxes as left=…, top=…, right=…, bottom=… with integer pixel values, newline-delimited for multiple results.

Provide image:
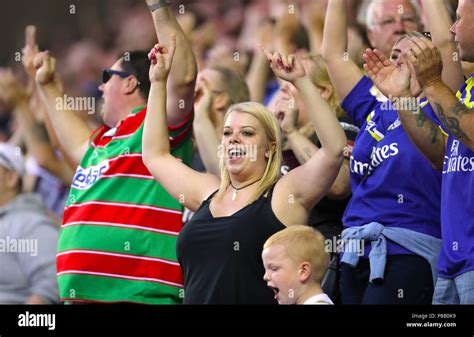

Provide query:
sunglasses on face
left=102, top=68, right=133, bottom=84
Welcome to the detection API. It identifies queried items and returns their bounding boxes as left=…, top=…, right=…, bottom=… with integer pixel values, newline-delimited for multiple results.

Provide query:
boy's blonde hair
left=263, top=225, right=329, bottom=283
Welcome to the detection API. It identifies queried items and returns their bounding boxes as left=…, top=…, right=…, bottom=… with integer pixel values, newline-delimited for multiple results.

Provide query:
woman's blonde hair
left=263, top=225, right=329, bottom=283
left=216, top=102, right=282, bottom=204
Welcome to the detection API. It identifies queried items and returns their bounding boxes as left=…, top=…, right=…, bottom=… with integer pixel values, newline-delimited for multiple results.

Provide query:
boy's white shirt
left=302, top=293, right=333, bottom=305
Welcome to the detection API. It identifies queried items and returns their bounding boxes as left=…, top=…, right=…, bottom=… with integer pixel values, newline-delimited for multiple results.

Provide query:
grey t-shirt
left=0, top=193, right=59, bottom=304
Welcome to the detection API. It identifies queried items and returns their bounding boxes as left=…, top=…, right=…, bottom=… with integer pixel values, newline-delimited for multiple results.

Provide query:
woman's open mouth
left=228, top=148, right=247, bottom=160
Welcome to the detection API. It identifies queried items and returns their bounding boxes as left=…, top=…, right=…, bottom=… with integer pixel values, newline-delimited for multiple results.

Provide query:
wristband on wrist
left=148, top=0, right=171, bottom=12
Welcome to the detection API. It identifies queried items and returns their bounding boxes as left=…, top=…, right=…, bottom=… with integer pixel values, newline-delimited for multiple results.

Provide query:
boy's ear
left=299, top=262, right=311, bottom=282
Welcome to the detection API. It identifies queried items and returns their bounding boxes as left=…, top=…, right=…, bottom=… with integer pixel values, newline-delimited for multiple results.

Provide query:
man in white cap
left=0, top=142, right=59, bottom=304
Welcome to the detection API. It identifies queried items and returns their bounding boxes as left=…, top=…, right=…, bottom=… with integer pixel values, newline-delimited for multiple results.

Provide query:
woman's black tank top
left=176, top=186, right=286, bottom=304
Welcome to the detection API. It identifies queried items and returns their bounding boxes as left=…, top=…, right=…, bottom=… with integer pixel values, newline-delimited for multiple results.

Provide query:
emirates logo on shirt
left=350, top=143, right=399, bottom=177
left=443, top=140, right=474, bottom=174
left=450, top=140, right=460, bottom=157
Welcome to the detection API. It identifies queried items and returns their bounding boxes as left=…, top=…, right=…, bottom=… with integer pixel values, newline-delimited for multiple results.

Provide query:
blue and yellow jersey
left=341, top=76, right=442, bottom=258
left=423, top=74, right=474, bottom=278
left=456, top=74, right=474, bottom=108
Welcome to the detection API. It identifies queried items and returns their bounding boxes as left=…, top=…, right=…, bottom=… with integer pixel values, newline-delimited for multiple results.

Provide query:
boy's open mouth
left=269, top=286, right=280, bottom=299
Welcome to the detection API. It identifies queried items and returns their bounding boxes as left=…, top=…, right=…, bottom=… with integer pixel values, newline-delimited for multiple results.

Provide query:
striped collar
left=103, top=105, right=145, bottom=138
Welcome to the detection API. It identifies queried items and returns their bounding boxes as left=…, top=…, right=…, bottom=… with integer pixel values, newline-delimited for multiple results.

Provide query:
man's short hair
left=119, top=51, right=152, bottom=100
left=366, top=0, right=422, bottom=29
left=263, top=225, right=330, bottom=283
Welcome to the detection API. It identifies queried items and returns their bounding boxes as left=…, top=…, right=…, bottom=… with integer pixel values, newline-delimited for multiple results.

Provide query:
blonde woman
left=142, top=36, right=346, bottom=304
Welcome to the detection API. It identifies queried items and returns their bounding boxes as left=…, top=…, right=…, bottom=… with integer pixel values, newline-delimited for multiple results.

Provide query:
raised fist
left=148, top=34, right=176, bottom=83
left=33, top=51, right=56, bottom=86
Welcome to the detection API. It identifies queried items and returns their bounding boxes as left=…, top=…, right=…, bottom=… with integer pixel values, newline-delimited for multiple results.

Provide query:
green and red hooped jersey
left=57, top=106, right=193, bottom=304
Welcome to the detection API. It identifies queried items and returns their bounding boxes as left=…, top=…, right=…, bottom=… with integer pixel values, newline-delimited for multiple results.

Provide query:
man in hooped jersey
left=33, top=0, right=197, bottom=304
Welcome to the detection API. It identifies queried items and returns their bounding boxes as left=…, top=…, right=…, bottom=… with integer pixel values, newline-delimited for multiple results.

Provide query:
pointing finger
left=25, top=26, right=37, bottom=48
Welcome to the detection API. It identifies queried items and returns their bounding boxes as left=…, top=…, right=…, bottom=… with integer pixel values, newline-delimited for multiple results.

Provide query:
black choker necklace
left=230, top=179, right=261, bottom=201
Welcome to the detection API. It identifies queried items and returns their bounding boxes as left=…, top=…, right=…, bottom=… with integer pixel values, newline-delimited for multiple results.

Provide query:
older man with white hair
left=365, top=0, right=423, bottom=57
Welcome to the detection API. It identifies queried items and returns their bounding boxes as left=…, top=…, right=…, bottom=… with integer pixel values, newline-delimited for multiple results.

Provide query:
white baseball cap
left=0, top=143, right=25, bottom=176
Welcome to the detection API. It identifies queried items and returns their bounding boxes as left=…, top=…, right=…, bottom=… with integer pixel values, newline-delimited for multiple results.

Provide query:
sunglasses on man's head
left=102, top=68, right=133, bottom=84
left=422, top=32, right=432, bottom=40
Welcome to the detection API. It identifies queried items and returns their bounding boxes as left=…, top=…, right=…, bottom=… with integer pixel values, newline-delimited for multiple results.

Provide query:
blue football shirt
left=342, top=76, right=442, bottom=256
left=421, top=74, right=474, bottom=278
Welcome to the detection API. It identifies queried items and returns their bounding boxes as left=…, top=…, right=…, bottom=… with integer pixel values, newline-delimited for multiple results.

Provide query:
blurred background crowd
left=0, top=0, right=472, bottom=305
left=0, top=0, right=467, bottom=222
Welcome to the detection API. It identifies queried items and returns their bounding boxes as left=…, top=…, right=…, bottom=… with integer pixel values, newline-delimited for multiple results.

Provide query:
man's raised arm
left=34, top=51, right=92, bottom=165
left=146, top=0, right=197, bottom=126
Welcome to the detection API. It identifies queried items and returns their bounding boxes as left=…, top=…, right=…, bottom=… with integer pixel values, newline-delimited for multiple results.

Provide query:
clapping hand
left=363, top=48, right=412, bottom=98
left=401, top=36, right=443, bottom=90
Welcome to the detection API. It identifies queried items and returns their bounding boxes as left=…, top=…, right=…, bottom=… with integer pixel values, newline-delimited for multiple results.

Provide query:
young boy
left=262, top=225, right=333, bottom=305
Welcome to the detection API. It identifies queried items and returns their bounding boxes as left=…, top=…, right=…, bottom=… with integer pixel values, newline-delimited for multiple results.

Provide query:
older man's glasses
left=377, top=16, right=418, bottom=28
